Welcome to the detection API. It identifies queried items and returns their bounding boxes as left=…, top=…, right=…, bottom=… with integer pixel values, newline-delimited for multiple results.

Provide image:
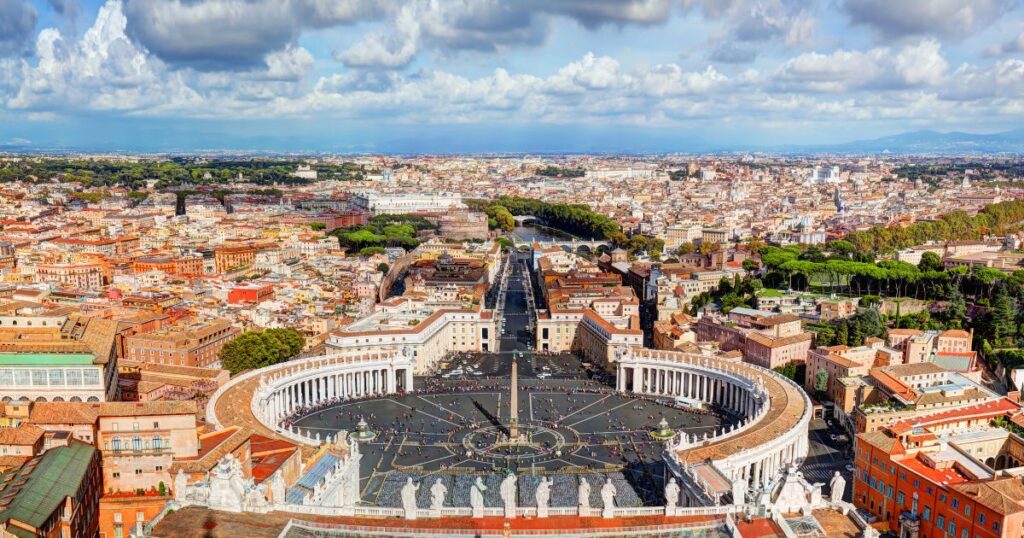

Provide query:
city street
left=800, top=417, right=853, bottom=502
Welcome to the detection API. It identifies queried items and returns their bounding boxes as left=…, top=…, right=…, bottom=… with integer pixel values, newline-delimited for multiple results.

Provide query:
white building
left=352, top=192, right=466, bottom=215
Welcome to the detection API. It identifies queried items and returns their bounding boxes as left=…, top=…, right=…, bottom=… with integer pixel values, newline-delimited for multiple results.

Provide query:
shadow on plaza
left=472, top=398, right=507, bottom=435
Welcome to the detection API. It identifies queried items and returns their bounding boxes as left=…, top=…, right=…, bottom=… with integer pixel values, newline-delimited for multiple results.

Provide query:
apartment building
left=855, top=399, right=1024, bottom=538
left=123, top=318, right=239, bottom=368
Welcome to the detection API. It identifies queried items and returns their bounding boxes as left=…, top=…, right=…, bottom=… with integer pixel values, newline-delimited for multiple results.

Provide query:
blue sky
left=1, top=0, right=1023, bottom=152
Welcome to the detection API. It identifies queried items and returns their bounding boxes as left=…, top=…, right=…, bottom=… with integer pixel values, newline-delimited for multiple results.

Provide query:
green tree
left=836, top=320, right=850, bottom=346
left=917, top=251, right=943, bottom=272
left=990, top=287, right=1017, bottom=346
left=814, top=370, right=828, bottom=393
left=219, top=328, right=306, bottom=375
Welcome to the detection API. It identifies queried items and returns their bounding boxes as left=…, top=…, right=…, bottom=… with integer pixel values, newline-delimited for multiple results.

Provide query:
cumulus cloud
left=2, top=0, right=1024, bottom=135
left=772, top=39, right=948, bottom=92
left=0, top=0, right=36, bottom=57
left=842, top=0, right=1016, bottom=40
left=334, top=0, right=674, bottom=69
left=121, top=0, right=391, bottom=70
left=683, top=0, right=817, bottom=46
left=942, top=59, right=1024, bottom=101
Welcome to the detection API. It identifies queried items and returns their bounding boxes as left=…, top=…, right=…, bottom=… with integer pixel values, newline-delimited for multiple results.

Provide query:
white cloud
left=1, top=0, right=1022, bottom=136
left=772, top=40, right=948, bottom=92
left=842, top=0, right=1016, bottom=40
left=942, top=59, right=1024, bottom=101
left=894, top=39, right=948, bottom=86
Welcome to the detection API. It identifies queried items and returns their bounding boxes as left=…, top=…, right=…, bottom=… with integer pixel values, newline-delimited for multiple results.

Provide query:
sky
left=1, top=0, right=1023, bottom=153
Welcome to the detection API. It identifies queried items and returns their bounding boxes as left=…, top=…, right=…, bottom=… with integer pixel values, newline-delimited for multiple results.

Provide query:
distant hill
left=779, top=128, right=1024, bottom=154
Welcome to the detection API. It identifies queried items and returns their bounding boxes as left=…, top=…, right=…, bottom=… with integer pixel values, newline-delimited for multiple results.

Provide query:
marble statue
left=401, top=478, right=420, bottom=520
left=470, top=476, right=487, bottom=518
left=829, top=471, right=846, bottom=503
left=732, top=477, right=747, bottom=507
left=207, top=454, right=247, bottom=513
left=578, top=477, right=592, bottom=515
left=500, top=472, right=517, bottom=517
left=600, top=478, right=617, bottom=518
left=535, top=477, right=551, bottom=518
left=430, top=478, right=448, bottom=510
left=664, top=478, right=680, bottom=514
left=173, top=469, right=189, bottom=503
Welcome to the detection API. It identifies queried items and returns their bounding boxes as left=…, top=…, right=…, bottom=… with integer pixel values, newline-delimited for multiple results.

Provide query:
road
left=497, top=252, right=535, bottom=352
left=800, top=417, right=853, bottom=502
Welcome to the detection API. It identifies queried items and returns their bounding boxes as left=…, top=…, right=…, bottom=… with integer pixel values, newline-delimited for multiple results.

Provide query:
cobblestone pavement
left=293, top=372, right=726, bottom=505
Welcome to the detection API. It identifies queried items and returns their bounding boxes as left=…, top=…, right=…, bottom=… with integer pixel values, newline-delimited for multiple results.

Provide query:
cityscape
left=1, top=1, right=1024, bottom=538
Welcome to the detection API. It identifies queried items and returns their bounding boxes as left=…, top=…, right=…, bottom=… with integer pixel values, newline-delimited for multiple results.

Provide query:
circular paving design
left=290, top=386, right=729, bottom=503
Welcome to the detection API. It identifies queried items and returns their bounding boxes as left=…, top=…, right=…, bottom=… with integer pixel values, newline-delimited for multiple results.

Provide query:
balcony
left=102, top=446, right=172, bottom=456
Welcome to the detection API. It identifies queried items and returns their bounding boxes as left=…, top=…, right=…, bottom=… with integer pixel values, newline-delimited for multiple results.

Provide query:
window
left=964, top=505, right=970, bottom=516
left=949, top=522, right=956, bottom=535
left=951, top=499, right=959, bottom=509
left=897, top=492, right=905, bottom=505
left=979, top=514, right=985, bottom=524
left=994, top=522, right=1000, bottom=532
left=114, top=513, right=122, bottom=523
left=135, top=469, right=143, bottom=475
left=922, top=508, right=930, bottom=521
left=937, top=516, right=945, bottom=529
left=112, top=472, right=120, bottom=479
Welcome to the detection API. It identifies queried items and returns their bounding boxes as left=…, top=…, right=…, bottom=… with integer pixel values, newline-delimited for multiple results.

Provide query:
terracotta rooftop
left=153, top=506, right=725, bottom=538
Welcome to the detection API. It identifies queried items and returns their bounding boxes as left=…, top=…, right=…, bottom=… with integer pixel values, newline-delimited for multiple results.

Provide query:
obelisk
left=509, top=358, right=519, bottom=440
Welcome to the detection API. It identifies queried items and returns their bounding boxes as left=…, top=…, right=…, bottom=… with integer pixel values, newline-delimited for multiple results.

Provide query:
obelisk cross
left=509, top=357, right=519, bottom=440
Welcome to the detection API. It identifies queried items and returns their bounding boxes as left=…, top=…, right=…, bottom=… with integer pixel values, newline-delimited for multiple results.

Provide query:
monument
left=401, top=478, right=420, bottom=520
left=829, top=471, right=846, bottom=503
left=509, top=357, right=519, bottom=440
left=430, top=478, right=448, bottom=511
left=600, top=478, right=617, bottom=518
left=535, top=477, right=551, bottom=518
left=664, top=477, right=680, bottom=515
left=578, top=477, right=592, bottom=517
left=471, top=476, right=487, bottom=518
left=500, top=472, right=518, bottom=518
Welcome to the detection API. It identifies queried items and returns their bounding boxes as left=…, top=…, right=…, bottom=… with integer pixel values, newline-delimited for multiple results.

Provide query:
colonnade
left=617, top=364, right=760, bottom=416
left=263, top=364, right=413, bottom=424
left=616, top=348, right=811, bottom=497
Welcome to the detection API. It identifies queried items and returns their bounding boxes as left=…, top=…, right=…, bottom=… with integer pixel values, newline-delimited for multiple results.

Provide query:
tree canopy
left=219, top=328, right=305, bottom=375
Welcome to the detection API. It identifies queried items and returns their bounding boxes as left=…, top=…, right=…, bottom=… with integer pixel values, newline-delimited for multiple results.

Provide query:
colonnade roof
left=683, top=360, right=805, bottom=463
left=626, top=352, right=808, bottom=465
